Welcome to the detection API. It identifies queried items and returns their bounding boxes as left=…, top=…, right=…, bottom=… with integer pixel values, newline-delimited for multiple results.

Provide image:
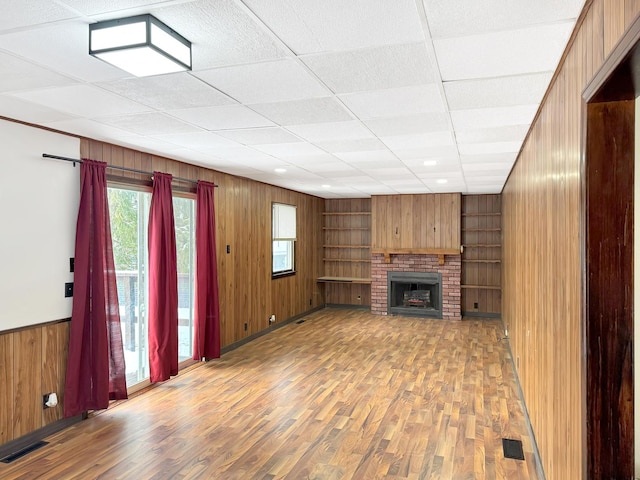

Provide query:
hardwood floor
left=0, top=309, right=539, bottom=479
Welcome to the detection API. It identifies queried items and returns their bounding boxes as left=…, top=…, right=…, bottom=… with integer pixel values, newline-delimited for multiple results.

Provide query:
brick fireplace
left=371, top=253, right=461, bottom=320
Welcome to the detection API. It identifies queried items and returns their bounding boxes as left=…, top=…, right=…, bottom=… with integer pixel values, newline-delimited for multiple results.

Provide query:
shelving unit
left=461, top=195, right=502, bottom=316
left=319, top=200, right=372, bottom=305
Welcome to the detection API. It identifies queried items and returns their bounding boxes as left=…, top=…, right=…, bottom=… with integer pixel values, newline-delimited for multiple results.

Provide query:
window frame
left=272, top=202, right=297, bottom=279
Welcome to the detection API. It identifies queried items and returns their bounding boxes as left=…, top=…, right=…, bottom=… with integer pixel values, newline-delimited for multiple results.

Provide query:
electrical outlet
left=69, top=257, right=74, bottom=272
left=269, top=314, right=276, bottom=323
left=65, top=282, right=74, bottom=298
left=244, top=323, right=247, bottom=331
left=505, top=329, right=509, bottom=338
left=473, top=302, right=478, bottom=309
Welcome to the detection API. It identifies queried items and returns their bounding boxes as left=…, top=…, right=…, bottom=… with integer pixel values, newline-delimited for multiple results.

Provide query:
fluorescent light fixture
left=275, top=168, right=287, bottom=173
left=322, top=184, right=331, bottom=188
left=89, top=14, right=191, bottom=77
left=436, top=179, right=448, bottom=184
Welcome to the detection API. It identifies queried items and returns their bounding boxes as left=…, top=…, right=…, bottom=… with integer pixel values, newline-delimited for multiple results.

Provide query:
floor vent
left=1, top=441, right=48, bottom=464
left=296, top=320, right=305, bottom=324
left=502, top=438, right=525, bottom=460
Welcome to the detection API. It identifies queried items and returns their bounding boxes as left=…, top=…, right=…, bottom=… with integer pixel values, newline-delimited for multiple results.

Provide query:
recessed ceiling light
left=322, top=184, right=331, bottom=188
left=274, top=168, right=287, bottom=173
left=436, top=179, right=448, bottom=184
left=423, top=160, right=438, bottom=166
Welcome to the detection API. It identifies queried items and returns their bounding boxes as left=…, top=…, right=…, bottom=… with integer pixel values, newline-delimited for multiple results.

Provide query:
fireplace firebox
left=387, top=271, right=442, bottom=318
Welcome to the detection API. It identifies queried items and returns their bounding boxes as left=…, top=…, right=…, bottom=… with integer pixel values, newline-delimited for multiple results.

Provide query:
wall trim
left=0, top=317, right=70, bottom=336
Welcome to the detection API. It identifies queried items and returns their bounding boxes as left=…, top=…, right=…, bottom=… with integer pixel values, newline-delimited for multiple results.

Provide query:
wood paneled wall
left=461, top=195, right=501, bottom=316
left=502, top=1, right=640, bottom=478
left=371, top=194, right=460, bottom=250
left=81, top=140, right=325, bottom=346
left=322, top=199, right=371, bottom=306
left=0, top=321, right=69, bottom=445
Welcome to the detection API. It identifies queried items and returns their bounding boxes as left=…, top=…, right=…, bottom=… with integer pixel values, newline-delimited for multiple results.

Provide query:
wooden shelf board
left=371, top=247, right=461, bottom=265
left=323, top=212, right=371, bottom=216
left=462, top=259, right=501, bottom=263
left=461, top=285, right=502, bottom=290
left=317, top=276, right=372, bottom=284
left=323, top=245, right=370, bottom=248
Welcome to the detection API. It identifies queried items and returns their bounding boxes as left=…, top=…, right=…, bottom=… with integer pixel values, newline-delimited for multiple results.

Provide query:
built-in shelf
left=323, top=258, right=371, bottom=263
left=461, top=285, right=501, bottom=290
left=462, top=259, right=501, bottom=263
left=322, top=212, right=371, bottom=216
left=317, top=276, right=372, bottom=284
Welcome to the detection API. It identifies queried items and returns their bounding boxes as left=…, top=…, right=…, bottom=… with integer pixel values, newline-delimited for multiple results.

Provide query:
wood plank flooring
left=0, top=309, right=539, bottom=479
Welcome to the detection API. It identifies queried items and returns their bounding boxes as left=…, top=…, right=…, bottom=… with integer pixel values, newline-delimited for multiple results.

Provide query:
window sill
left=272, top=270, right=296, bottom=279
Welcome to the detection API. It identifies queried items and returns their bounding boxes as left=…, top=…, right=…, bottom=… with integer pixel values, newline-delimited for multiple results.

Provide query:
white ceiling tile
left=435, top=22, right=575, bottom=81
left=0, top=95, right=76, bottom=124
left=248, top=97, right=352, bottom=126
left=95, top=112, right=199, bottom=135
left=444, top=73, right=552, bottom=110
left=195, top=145, right=273, bottom=161
left=315, top=138, right=387, bottom=153
left=460, top=152, right=518, bottom=165
left=285, top=153, right=340, bottom=166
left=43, top=118, right=139, bottom=141
left=456, top=124, right=529, bottom=145
left=148, top=0, right=288, bottom=69
left=194, top=59, right=329, bottom=104
left=286, top=121, right=373, bottom=143
left=302, top=43, right=436, bottom=94
left=424, top=0, right=585, bottom=38
left=317, top=167, right=364, bottom=178
left=12, top=84, right=150, bottom=117
left=364, top=113, right=450, bottom=137
left=300, top=161, right=356, bottom=173
left=462, top=163, right=512, bottom=173
left=151, top=131, right=239, bottom=149
left=347, top=159, right=405, bottom=169
left=451, top=105, right=538, bottom=130
left=252, top=142, right=326, bottom=157
left=168, top=105, right=273, bottom=130
left=59, top=0, right=181, bottom=15
left=334, top=150, right=397, bottom=162
left=0, top=22, right=127, bottom=83
left=458, top=141, right=521, bottom=155
left=339, top=85, right=445, bottom=120
left=236, top=157, right=289, bottom=169
left=366, top=167, right=417, bottom=180
left=97, top=73, right=235, bottom=110
left=0, top=0, right=77, bottom=31
left=382, top=131, right=454, bottom=150
left=0, top=52, right=78, bottom=93
left=242, top=0, right=424, bottom=54
left=392, top=145, right=459, bottom=160
left=215, top=127, right=302, bottom=145
left=392, top=185, right=432, bottom=194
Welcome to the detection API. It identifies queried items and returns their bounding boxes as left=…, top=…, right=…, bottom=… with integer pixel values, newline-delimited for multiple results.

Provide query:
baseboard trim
left=501, top=318, right=546, bottom=479
left=324, top=304, right=370, bottom=310
left=0, top=413, right=85, bottom=461
left=462, top=311, right=501, bottom=318
left=220, top=306, right=325, bottom=355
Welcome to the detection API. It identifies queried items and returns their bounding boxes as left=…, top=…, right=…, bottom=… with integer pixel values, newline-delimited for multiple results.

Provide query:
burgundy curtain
left=193, top=181, right=220, bottom=360
left=64, top=159, right=127, bottom=417
left=148, top=172, right=178, bottom=382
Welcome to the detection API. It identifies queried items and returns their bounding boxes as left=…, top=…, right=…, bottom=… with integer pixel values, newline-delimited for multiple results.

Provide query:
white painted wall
left=0, top=119, right=79, bottom=330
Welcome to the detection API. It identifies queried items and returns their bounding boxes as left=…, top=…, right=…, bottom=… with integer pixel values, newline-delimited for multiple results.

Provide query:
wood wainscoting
left=0, top=320, right=69, bottom=447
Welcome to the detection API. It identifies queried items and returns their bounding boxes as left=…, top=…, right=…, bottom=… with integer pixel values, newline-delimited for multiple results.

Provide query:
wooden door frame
left=582, top=15, right=640, bottom=480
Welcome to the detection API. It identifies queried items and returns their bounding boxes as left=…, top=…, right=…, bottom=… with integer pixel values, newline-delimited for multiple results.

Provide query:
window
left=108, top=186, right=196, bottom=389
left=272, top=203, right=296, bottom=276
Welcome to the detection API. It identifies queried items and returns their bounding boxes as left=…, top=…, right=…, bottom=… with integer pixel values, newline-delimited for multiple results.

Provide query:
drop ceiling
left=0, top=0, right=585, bottom=198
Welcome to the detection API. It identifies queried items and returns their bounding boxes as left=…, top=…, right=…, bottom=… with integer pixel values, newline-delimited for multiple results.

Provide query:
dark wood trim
left=584, top=100, right=634, bottom=479
left=583, top=12, right=640, bottom=102
left=461, top=312, right=501, bottom=319
left=0, top=318, right=70, bottom=336
left=0, top=414, right=84, bottom=461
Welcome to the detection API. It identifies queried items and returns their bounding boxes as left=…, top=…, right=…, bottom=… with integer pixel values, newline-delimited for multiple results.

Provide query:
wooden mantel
left=371, top=247, right=462, bottom=265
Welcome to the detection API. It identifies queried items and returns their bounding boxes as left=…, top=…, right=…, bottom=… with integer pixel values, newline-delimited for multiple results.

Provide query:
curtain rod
left=42, top=153, right=218, bottom=187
